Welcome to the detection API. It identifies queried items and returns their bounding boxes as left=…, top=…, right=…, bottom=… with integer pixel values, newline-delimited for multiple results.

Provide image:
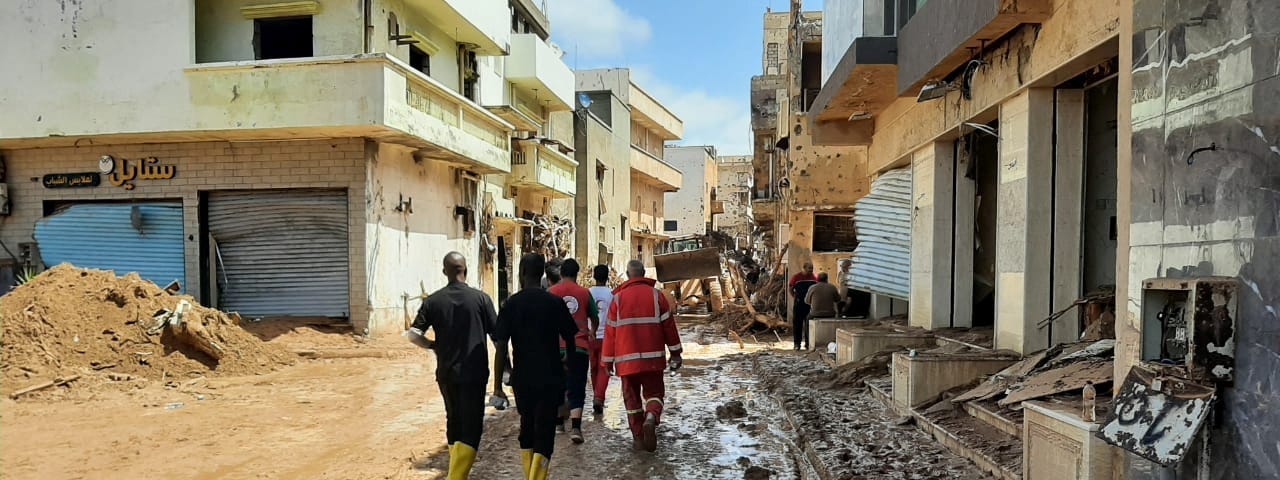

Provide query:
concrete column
left=870, top=294, right=894, bottom=319
left=1051, top=89, right=1086, bottom=344
left=995, top=88, right=1056, bottom=354
left=952, top=141, right=976, bottom=328
left=910, top=142, right=957, bottom=329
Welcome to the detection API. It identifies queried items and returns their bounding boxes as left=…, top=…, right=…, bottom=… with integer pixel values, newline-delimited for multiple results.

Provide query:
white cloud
left=547, top=0, right=651, bottom=59
left=631, top=68, right=752, bottom=156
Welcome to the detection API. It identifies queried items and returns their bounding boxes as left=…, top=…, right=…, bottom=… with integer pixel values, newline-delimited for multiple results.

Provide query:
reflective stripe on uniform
left=609, top=316, right=663, bottom=327
left=612, top=351, right=668, bottom=363
left=667, top=343, right=683, bottom=352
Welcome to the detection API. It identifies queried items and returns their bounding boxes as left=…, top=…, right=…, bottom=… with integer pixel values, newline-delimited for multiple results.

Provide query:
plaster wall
left=195, top=0, right=363, bottom=63
left=789, top=116, right=870, bottom=209
left=663, top=146, right=716, bottom=237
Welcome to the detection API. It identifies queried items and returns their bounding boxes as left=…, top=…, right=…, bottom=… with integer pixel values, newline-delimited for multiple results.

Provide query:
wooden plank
left=10, top=375, right=80, bottom=399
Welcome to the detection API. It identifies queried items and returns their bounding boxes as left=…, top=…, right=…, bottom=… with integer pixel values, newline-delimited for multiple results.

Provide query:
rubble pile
left=812, top=346, right=906, bottom=389
left=707, top=304, right=786, bottom=333
left=0, top=265, right=296, bottom=394
left=951, top=339, right=1116, bottom=415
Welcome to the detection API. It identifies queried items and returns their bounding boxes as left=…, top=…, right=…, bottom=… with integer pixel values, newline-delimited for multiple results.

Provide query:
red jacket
left=602, top=277, right=682, bottom=376
left=548, top=281, right=593, bottom=353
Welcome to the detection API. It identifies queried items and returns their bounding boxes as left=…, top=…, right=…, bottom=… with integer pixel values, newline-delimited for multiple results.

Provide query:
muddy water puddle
left=463, top=336, right=804, bottom=479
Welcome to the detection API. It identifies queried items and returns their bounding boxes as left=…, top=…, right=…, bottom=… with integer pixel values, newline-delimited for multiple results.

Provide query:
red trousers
left=589, top=340, right=609, bottom=404
left=620, top=371, right=665, bottom=439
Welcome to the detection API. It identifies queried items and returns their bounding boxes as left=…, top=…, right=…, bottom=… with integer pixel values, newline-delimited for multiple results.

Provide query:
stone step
left=914, top=405, right=1023, bottom=480
left=961, top=400, right=1023, bottom=439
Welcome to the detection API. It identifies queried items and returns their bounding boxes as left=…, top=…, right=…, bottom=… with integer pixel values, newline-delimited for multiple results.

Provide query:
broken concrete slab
left=998, top=360, right=1112, bottom=406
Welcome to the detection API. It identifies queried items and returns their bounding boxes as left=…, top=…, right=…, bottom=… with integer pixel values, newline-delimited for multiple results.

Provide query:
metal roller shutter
left=208, top=189, right=349, bottom=318
left=844, top=168, right=911, bottom=300
left=35, top=203, right=186, bottom=289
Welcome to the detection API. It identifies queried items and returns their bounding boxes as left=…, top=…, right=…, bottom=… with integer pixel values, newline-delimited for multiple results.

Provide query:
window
left=409, top=45, right=431, bottom=75
left=765, top=43, right=780, bottom=75
left=254, top=17, right=312, bottom=60
left=812, top=212, right=858, bottom=252
left=460, top=49, right=480, bottom=101
left=664, top=220, right=678, bottom=232
left=620, top=216, right=628, bottom=240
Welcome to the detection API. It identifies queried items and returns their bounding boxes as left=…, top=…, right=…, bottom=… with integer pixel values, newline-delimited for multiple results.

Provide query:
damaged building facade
left=572, top=69, right=685, bottom=276
left=713, top=155, right=754, bottom=246
left=663, top=145, right=719, bottom=238
left=0, top=0, right=577, bottom=333
left=752, top=5, right=872, bottom=320
left=798, top=0, right=1278, bottom=477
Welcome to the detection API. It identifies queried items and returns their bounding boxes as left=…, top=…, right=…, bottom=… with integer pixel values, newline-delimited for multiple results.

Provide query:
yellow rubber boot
left=520, top=449, right=534, bottom=478
left=528, top=453, right=550, bottom=480
left=447, top=442, right=477, bottom=480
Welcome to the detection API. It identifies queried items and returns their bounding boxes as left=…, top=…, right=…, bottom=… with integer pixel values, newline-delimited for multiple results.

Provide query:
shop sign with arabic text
left=101, top=155, right=177, bottom=190
left=42, top=172, right=102, bottom=189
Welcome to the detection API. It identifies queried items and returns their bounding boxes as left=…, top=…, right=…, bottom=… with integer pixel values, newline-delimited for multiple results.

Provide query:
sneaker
left=641, top=413, right=658, bottom=452
left=570, top=427, right=584, bottom=444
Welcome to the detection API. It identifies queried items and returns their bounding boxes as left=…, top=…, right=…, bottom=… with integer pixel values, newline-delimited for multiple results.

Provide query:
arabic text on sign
left=42, top=173, right=102, bottom=189
left=107, top=156, right=177, bottom=190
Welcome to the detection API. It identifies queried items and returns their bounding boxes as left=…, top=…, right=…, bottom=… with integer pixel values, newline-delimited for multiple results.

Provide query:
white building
left=662, top=145, right=717, bottom=238
left=0, top=0, right=575, bottom=333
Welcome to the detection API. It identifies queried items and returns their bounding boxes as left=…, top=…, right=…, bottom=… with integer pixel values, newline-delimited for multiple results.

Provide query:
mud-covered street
left=2, top=322, right=987, bottom=479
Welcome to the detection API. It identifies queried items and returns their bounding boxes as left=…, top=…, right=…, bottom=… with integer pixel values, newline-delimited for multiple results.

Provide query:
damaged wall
left=788, top=114, right=870, bottom=209
left=1119, top=0, right=1280, bottom=478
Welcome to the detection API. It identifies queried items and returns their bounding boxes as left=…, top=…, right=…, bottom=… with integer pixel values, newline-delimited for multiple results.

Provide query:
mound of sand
left=1, top=265, right=296, bottom=389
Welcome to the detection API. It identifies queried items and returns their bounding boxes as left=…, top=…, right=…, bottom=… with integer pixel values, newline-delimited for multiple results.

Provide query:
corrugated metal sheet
left=844, top=168, right=911, bottom=299
left=208, top=190, right=349, bottom=318
left=34, top=203, right=186, bottom=289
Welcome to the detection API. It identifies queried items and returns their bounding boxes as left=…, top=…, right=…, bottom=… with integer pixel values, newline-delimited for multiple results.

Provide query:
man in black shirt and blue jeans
left=495, top=253, right=578, bottom=480
left=406, top=252, right=498, bottom=479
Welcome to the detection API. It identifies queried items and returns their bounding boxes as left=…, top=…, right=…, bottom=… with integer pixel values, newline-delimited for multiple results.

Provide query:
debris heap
left=0, top=265, right=296, bottom=392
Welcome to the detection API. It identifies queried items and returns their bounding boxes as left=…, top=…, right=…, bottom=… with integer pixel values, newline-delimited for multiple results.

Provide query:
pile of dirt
left=0, top=265, right=296, bottom=392
left=812, top=346, right=906, bottom=389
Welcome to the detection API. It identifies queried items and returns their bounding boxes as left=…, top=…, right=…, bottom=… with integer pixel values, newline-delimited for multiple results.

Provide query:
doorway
left=1081, top=77, right=1118, bottom=295
left=497, top=236, right=510, bottom=304
left=956, top=121, right=999, bottom=327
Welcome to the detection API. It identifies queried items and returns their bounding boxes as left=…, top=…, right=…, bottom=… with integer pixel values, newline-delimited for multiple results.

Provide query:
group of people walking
left=409, top=252, right=683, bottom=479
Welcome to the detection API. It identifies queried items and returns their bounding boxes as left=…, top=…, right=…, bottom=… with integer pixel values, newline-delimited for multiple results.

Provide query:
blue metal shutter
left=207, top=190, right=349, bottom=318
left=845, top=168, right=911, bottom=300
left=34, top=203, right=186, bottom=289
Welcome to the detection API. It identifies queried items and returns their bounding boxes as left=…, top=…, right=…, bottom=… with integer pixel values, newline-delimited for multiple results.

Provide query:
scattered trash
left=164, top=402, right=185, bottom=410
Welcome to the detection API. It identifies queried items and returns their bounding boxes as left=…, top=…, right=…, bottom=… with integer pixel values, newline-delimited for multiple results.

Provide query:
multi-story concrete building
left=662, top=145, right=718, bottom=238
left=572, top=69, right=683, bottom=274
left=0, top=0, right=574, bottom=333
left=809, top=0, right=1279, bottom=478
left=713, top=155, right=754, bottom=246
left=752, top=5, right=871, bottom=318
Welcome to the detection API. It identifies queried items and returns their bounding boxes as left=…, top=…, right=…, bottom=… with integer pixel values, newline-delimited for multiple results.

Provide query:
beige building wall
left=714, top=156, right=754, bottom=243
left=0, top=138, right=373, bottom=331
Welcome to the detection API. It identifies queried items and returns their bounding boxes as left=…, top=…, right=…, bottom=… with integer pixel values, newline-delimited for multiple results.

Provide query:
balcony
left=507, top=34, right=574, bottom=111
left=897, top=0, right=1051, bottom=96
left=809, top=36, right=898, bottom=145
left=630, top=146, right=683, bottom=192
left=510, top=137, right=578, bottom=198
left=629, top=82, right=684, bottom=141
left=406, top=0, right=508, bottom=55
left=185, top=54, right=512, bottom=174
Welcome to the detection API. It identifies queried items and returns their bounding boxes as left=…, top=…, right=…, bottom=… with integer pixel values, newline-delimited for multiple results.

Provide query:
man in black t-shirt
left=407, top=252, right=497, bottom=479
left=494, top=253, right=578, bottom=480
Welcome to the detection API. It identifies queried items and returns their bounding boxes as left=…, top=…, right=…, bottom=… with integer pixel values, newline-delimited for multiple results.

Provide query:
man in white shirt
left=587, top=264, right=614, bottom=416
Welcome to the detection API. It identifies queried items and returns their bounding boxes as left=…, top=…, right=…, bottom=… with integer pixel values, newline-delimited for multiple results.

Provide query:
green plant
left=15, top=266, right=38, bottom=285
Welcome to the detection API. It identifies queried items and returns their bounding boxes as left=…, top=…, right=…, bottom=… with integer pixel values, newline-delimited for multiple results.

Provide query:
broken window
left=459, top=47, right=480, bottom=102
left=812, top=212, right=857, bottom=252
left=409, top=45, right=431, bottom=75
left=254, top=17, right=313, bottom=60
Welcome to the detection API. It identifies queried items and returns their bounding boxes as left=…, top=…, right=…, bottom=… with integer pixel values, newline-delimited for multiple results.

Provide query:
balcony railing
left=185, top=53, right=513, bottom=174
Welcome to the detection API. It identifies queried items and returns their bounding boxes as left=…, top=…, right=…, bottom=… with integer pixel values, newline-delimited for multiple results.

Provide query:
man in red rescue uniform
left=602, top=260, right=683, bottom=452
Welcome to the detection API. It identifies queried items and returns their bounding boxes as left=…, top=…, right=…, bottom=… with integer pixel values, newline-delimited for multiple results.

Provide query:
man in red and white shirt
left=602, top=260, right=683, bottom=452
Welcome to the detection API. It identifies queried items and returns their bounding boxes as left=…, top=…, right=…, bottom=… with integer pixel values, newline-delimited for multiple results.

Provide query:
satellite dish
left=577, top=93, right=592, bottom=108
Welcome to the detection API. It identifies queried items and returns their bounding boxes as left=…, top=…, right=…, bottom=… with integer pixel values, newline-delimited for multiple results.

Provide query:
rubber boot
left=641, top=413, right=658, bottom=452
left=520, top=449, right=534, bottom=478
left=447, top=442, right=476, bottom=480
left=528, top=453, right=550, bottom=480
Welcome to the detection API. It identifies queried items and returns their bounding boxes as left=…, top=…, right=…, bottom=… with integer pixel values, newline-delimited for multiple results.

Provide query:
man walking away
left=405, top=252, right=497, bottom=480
left=805, top=273, right=844, bottom=348
left=494, top=253, right=579, bottom=480
left=788, top=262, right=818, bottom=350
left=587, top=265, right=614, bottom=416
left=547, top=259, right=598, bottom=444
left=603, top=260, right=683, bottom=452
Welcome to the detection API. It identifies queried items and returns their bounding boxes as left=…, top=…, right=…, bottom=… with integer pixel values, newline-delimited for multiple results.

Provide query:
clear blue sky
left=547, top=0, right=825, bottom=155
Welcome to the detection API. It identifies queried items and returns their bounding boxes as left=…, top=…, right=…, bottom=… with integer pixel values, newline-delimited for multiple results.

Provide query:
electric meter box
left=1139, top=277, right=1239, bottom=383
